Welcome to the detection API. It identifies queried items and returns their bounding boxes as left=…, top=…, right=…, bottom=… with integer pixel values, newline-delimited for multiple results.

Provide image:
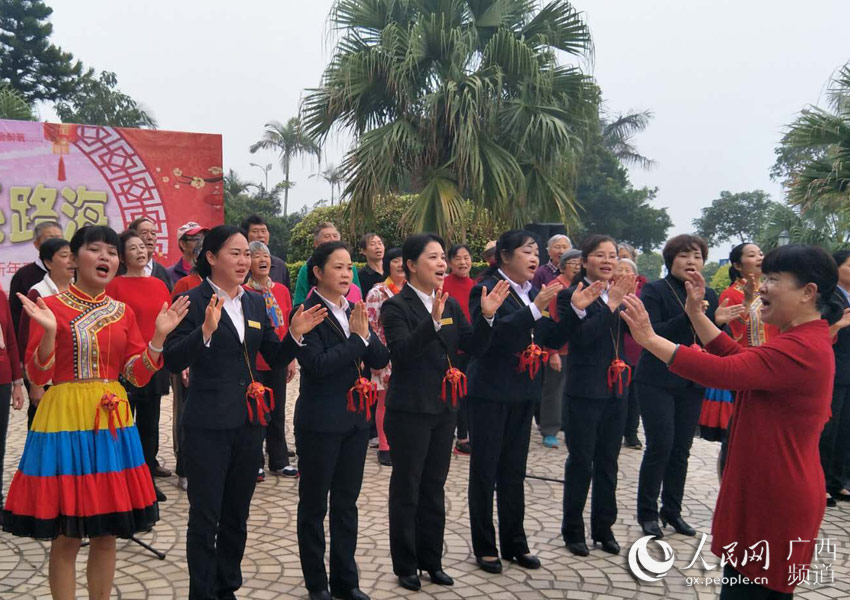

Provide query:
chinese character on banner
left=9, top=184, right=60, bottom=243
left=60, top=185, right=108, bottom=237
left=6, top=262, right=24, bottom=275
left=684, top=533, right=717, bottom=570
left=741, top=540, right=770, bottom=570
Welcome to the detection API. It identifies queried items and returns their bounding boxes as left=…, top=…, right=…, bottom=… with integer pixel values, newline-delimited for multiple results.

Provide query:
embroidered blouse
left=25, top=284, right=162, bottom=387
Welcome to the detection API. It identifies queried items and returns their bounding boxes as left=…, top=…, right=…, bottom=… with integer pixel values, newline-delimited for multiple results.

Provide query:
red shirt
left=106, top=276, right=172, bottom=341
left=243, top=281, right=292, bottom=371
left=172, top=273, right=203, bottom=300
left=671, top=320, right=833, bottom=593
left=0, top=289, right=22, bottom=384
left=442, top=273, right=474, bottom=321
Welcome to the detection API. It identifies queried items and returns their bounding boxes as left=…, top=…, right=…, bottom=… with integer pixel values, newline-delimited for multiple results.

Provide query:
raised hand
left=202, top=294, right=225, bottom=341
left=620, top=294, right=657, bottom=347
left=533, top=281, right=564, bottom=313
left=290, top=303, right=328, bottom=339
left=714, top=298, right=747, bottom=326
left=17, top=293, right=57, bottom=334
left=431, top=288, right=450, bottom=323
left=480, top=280, right=510, bottom=318
left=154, top=296, right=191, bottom=340
left=571, top=280, right=606, bottom=310
left=608, top=273, right=636, bottom=309
left=743, top=273, right=758, bottom=307
left=348, top=302, right=370, bottom=339
left=684, top=272, right=708, bottom=316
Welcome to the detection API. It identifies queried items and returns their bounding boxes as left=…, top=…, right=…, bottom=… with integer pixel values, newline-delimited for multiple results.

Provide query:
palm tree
left=0, top=83, right=35, bottom=120
left=779, top=64, right=850, bottom=211
left=758, top=202, right=850, bottom=251
left=249, top=117, right=321, bottom=216
left=302, top=0, right=598, bottom=237
left=319, top=164, right=344, bottom=206
left=223, top=169, right=259, bottom=202
left=600, top=110, right=655, bottom=169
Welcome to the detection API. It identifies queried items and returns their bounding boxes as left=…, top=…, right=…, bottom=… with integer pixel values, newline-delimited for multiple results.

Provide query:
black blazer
left=381, top=284, right=493, bottom=414
left=294, top=293, right=389, bottom=433
left=635, top=274, right=719, bottom=389
left=466, top=273, right=578, bottom=403
left=163, top=280, right=298, bottom=429
left=834, top=289, right=850, bottom=386
left=557, top=285, right=629, bottom=400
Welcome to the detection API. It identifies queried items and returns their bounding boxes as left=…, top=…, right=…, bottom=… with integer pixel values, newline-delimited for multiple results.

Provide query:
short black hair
left=39, top=237, right=70, bottom=264
left=240, top=214, right=267, bottom=231
left=481, top=230, right=536, bottom=278
left=402, top=233, right=445, bottom=278
left=118, top=229, right=144, bottom=264
left=662, top=234, right=708, bottom=270
left=575, top=234, right=617, bottom=285
left=382, top=247, right=403, bottom=277
left=448, top=244, right=471, bottom=261
left=763, top=244, right=842, bottom=323
left=307, top=241, right=351, bottom=288
left=196, top=225, right=247, bottom=279
left=69, top=226, right=120, bottom=255
left=833, top=249, right=850, bottom=270
left=358, top=232, right=380, bottom=251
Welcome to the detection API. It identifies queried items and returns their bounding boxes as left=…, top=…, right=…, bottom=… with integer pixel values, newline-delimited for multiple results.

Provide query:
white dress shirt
left=498, top=269, right=542, bottom=320
left=144, top=257, right=154, bottom=277
left=315, top=290, right=369, bottom=346
left=205, top=278, right=245, bottom=344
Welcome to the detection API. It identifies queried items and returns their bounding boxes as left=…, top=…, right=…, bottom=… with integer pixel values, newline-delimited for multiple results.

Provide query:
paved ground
left=2, top=377, right=849, bottom=599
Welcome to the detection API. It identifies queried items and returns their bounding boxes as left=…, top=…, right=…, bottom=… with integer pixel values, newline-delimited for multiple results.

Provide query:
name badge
left=440, top=317, right=454, bottom=326
left=542, top=310, right=550, bottom=318
left=247, top=320, right=262, bottom=329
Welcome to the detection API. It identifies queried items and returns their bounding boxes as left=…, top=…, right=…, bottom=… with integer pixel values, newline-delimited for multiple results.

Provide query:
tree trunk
left=283, top=160, right=290, bottom=217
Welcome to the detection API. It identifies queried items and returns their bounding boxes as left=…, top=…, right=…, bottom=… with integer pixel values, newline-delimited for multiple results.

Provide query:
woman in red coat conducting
left=621, top=244, right=846, bottom=598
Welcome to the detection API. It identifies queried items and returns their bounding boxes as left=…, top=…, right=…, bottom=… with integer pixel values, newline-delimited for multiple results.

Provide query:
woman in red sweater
left=443, top=244, right=474, bottom=454
left=243, top=240, right=297, bottom=480
left=622, top=245, right=847, bottom=598
left=0, top=287, right=24, bottom=508
left=106, top=230, right=173, bottom=502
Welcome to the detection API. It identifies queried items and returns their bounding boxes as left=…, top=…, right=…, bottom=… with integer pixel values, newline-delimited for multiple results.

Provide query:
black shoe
left=623, top=435, right=642, bottom=449
left=309, top=591, right=331, bottom=600
left=151, top=465, right=172, bottom=478
left=508, top=553, right=541, bottom=569
left=454, top=440, right=472, bottom=455
left=377, top=450, right=392, bottom=466
left=332, top=588, right=369, bottom=600
left=640, top=520, right=663, bottom=538
left=661, top=514, right=696, bottom=536
left=827, top=496, right=838, bottom=507
left=475, top=556, right=502, bottom=574
left=830, top=489, right=850, bottom=501
left=426, top=570, right=453, bottom=586
left=565, top=541, right=589, bottom=556
left=398, top=575, right=421, bottom=591
left=593, top=538, right=620, bottom=555
left=154, top=485, right=167, bottom=502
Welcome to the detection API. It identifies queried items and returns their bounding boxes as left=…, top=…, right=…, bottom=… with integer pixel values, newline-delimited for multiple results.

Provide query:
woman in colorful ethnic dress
left=364, top=247, right=405, bottom=467
left=2, top=225, right=190, bottom=600
left=700, top=242, right=779, bottom=445
left=621, top=245, right=843, bottom=599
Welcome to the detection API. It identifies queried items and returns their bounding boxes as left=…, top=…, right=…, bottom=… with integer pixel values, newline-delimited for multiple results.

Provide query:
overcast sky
left=44, top=0, right=850, bottom=256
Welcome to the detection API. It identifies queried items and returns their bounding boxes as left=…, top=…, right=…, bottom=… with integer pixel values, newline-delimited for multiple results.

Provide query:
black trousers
left=184, top=423, right=264, bottom=600
left=171, top=374, right=187, bottom=478
left=562, top=394, right=626, bottom=543
left=385, top=408, right=456, bottom=576
left=623, top=381, right=641, bottom=440
left=720, top=565, right=793, bottom=599
left=819, top=384, right=850, bottom=493
left=0, top=383, right=11, bottom=505
left=454, top=353, right=470, bottom=440
left=296, top=426, right=369, bottom=593
left=257, top=369, right=290, bottom=470
left=468, top=397, right=533, bottom=559
left=636, top=383, right=703, bottom=522
left=127, top=385, right=163, bottom=470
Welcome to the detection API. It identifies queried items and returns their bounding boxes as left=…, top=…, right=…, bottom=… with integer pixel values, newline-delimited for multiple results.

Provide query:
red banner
left=0, top=119, right=224, bottom=288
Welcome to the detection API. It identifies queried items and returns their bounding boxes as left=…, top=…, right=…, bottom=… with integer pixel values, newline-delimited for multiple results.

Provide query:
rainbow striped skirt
left=2, top=380, right=159, bottom=540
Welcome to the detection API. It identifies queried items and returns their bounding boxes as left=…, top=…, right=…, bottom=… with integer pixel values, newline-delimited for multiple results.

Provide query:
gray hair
left=547, top=234, right=572, bottom=250
left=618, top=257, right=639, bottom=275
left=617, top=243, right=637, bottom=261
left=559, top=248, right=583, bottom=271
left=35, top=221, right=62, bottom=240
left=248, top=240, right=270, bottom=255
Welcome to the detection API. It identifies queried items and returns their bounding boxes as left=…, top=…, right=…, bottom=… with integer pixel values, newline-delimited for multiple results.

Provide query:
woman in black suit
left=465, top=230, right=603, bottom=574
left=295, top=241, right=390, bottom=600
left=557, top=235, right=636, bottom=557
left=163, top=225, right=325, bottom=600
left=381, top=233, right=509, bottom=591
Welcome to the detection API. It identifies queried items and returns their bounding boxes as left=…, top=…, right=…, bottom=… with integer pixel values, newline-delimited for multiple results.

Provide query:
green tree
left=302, top=0, right=598, bottom=238
left=702, top=261, right=721, bottom=283
left=775, top=63, right=850, bottom=212
left=757, top=201, right=850, bottom=251
left=0, top=0, right=83, bottom=103
left=0, top=82, right=35, bottom=120
left=710, top=265, right=731, bottom=294
left=636, top=251, right=663, bottom=282
left=600, top=109, right=656, bottom=170
left=692, top=190, right=777, bottom=246
left=314, top=164, right=344, bottom=206
left=54, top=70, right=156, bottom=128
left=249, top=117, right=321, bottom=217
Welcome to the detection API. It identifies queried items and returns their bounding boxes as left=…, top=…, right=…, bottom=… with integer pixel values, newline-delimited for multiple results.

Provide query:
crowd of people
left=0, top=215, right=848, bottom=600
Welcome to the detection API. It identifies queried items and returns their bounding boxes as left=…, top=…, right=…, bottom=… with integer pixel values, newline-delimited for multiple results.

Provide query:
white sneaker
left=368, top=437, right=379, bottom=448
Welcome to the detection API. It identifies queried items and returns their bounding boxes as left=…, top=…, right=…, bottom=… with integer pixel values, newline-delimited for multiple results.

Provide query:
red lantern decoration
left=347, top=376, right=378, bottom=420
left=93, top=392, right=130, bottom=440
left=441, top=366, right=467, bottom=408
left=245, top=381, right=275, bottom=426
left=43, top=123, right=79, bottom=181
left=607, top=359, right=632, bottom=396
left=517, top=343, right=549, bottom=380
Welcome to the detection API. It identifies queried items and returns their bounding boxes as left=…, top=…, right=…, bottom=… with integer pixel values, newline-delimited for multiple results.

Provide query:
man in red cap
left=167, top=221, right=208, bottom=288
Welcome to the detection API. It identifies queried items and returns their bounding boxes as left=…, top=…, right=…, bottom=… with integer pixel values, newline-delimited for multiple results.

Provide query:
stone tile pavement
left=2, top=377, right=849, bottom=599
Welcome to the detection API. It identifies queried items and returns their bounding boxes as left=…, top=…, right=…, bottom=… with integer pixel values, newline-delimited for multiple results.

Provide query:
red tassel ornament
left=517, top=343, right=548, bottom=380
left=607, top=359, right=632, bottom=396
left=246, top=381, right=275, bottom=426
left=347, top=376, right=378, bottom=419
left=441, top=367, right=467, bottom=407
left=94, top=392, right=130, bottom=440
